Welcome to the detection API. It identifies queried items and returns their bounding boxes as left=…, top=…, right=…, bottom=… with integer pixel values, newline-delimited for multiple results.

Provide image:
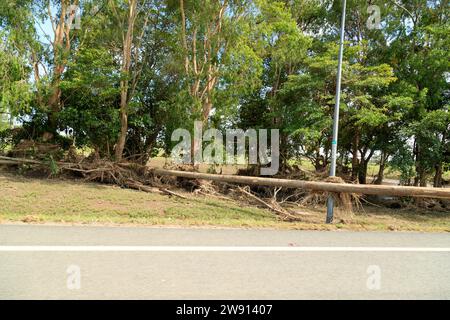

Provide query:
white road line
left=0, top=246, right=449, bottom=252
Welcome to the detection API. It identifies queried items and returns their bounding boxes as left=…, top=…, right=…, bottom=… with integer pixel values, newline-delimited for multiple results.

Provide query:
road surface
left=0, top=224, right=449, bottom=299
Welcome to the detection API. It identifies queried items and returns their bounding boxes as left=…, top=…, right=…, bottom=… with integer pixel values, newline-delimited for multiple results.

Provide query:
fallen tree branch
left=196, top=190, right=235, bottom=202
left=237, top=186, right=308, bottom=220
left=160, top=188, right=188, bottom=199
left=0, top=156, right=44, bottom=165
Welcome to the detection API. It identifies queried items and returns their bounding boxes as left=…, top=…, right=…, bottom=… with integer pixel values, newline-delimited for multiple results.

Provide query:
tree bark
left=433, top=163, right=443, bottom=188
left=46, top=0, right=79, bottom=133
left=179, top=0, right=227, bottom=123
left=358, top=159, right=368, bottom=184
left=115, top=0, right=138, bottom=161
left=433, top=131, right=447, bottom=188
left=374, top=151, right=388, bottom=185
left=351, top=131, right=360, bottom=181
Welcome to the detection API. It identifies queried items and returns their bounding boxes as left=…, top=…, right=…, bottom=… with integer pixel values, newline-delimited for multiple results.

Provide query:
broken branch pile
left=2, top=155, right=450, bottom=221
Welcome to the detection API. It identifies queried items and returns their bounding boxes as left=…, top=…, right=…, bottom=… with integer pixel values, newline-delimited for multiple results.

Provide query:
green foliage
left=0, top=0, right=448, bottom=184
left=59, top=46, right=120, bottom=155
left=0, top=31, right=33, bottom=121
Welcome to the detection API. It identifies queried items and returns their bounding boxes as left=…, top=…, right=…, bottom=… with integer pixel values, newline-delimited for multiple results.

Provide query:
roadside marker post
left=326, top=0, right=347, bottom=224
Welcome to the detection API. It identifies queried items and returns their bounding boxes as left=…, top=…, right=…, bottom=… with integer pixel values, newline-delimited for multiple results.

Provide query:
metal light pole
left=326, top=0, right=347, bottom=224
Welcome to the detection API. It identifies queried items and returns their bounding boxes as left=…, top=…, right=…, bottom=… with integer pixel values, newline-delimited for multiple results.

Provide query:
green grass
left=0, top=171, right=449, bottom=232
left=0, top=171, right=293, bottom=228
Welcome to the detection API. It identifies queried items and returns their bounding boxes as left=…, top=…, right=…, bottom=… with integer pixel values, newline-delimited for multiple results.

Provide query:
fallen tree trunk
left=153, top=168, right=450, bottom=199
left=2, top=155, right=449, bottom=199
left=0, top=157, right=44, bottom=165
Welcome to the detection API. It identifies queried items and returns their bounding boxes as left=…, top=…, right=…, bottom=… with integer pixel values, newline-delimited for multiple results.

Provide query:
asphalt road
left=0, top=224, right=449, bottom=299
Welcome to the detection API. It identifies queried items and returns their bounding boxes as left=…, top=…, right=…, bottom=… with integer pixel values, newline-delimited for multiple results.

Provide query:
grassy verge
left=0, top=171, right=448, bottom=232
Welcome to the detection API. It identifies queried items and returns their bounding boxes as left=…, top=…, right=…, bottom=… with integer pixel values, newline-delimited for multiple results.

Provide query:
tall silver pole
left=326, top=0, right=346, bottom=224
